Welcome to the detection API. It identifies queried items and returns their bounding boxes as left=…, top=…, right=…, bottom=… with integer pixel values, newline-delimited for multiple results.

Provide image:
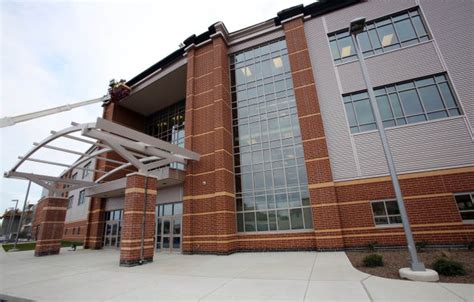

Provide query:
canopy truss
left=4, top=118, right=200, bottom=195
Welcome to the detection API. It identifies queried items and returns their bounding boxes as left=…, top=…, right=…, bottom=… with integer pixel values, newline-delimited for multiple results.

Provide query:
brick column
left=282, top=18, right=344, bottom=249
left=119, top=173, right=157, bottom=266
left=182, top=34, right=236, bottom=254
left=84, top=197, right=105, bottom=249
left=34, top=197, right=68, bottom=256
left=84, top=100, right=144, bottom=249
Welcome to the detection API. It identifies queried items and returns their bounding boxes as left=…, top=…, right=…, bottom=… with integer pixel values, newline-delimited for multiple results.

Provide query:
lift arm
left=0, top=95, right=109, bottom=128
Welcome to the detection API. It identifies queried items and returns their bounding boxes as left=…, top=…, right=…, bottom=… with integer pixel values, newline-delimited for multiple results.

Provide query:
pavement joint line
left=438, top=282, right=468, bottom=302
left=360, top=275, right=374, bottom=302
left=303, top=252, right=318, bottom=301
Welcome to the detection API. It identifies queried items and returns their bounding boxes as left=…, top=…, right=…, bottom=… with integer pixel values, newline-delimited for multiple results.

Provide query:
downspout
left=139, top=175, right=148, bottom=264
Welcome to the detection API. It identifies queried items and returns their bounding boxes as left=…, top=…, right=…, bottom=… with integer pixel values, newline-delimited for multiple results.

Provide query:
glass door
left=156, top=216, right=181, bottom=252
left=103, top=221, right=120, bottom=248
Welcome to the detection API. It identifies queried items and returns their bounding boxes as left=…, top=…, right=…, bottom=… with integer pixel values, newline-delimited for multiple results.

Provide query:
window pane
left=374, top=217, right=388, bottom=225
left=376, top=95, right=393, bottom=120
left=388, top=93, right=404, bottom=117
left=173, top=203, right=183, bottom=215
left=268, top=211, right=277, bottom=230
left=256, top=211, right=269, bottom=231
left=394, top=19, right=417, bottom=42
left=290, top=209, right=304, bottom=229
left=371, top=202, right=386, bottom=216
left=386, top=201, right=400, bottom=215
left=438, top=83, right=457, bottom=108
left=277, top=209, right=290, bottom=230
left=303, top=208, right=313, bottom=229
left=354, top=99, right=375, bottom=124
left=344, top=103, right=357, bottom=126
left=330, top=40, right=340, bottom=60
left=418, top=85, right=445, bottom=112
left=358, top=31, right=372, bottom=53
left=164, top=204, right=172, bottom=216
left=377, top=24, right=398, bottom=47
left=237, top=213, right=244, bottom=232
left=243, top=195, right=255, bottom=210
left=412, top=16, right=427, bottom=37
left=389, top=216, right=402, bottom=224
left=244, top=212, right=256, bottom=232
left=399, top=90, right=423, bottom=116
left=338, top=35, right=355, bottom=58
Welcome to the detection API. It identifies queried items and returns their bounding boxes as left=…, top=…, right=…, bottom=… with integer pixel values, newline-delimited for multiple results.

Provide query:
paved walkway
left=0, top=247, right=472, bottom=301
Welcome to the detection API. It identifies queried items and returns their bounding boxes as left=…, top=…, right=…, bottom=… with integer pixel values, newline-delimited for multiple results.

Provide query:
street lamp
left=6, top=199, right=19, bottom=242
left=349, top=17, right=438, bottom=281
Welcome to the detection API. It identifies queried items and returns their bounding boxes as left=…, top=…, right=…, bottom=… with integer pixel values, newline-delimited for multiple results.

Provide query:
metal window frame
left=454, top=192, right=474, bottom=221
left=370, top=199, right=402, bottom=227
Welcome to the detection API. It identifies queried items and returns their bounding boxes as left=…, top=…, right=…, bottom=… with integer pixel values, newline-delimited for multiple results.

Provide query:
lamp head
left=349, top=17, right=366, bottom=35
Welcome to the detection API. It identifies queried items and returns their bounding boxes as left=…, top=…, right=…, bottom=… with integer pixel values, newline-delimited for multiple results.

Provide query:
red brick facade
left=63, top=220, right=87, bottom=242
left=74, top=17, right=474, bottom=258
left=182, top=35, right=237, bottom=254
left=33, top=197, right=68, bottom=256
left=120, top=173, right=157, bottom=266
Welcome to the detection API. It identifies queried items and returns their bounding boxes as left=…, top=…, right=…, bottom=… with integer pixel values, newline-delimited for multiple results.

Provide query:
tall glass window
left=329, top=8, right=429, bottom=64
left=343, top=74, right=461, bottom=134
left=230, top=40, right=313, bottom=233
left=146, top=100, right=185, bottom=169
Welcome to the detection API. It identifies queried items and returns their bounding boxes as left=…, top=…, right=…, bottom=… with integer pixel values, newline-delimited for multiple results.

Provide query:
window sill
left=237, top=229, right=314, bottom=236
left=374, top=224, right=403, bottom=229
left=462, top=220, right=474, bottom=224
left=333, top=39, right=434, bottom=68
left=350, top=115, right=465, bottom=137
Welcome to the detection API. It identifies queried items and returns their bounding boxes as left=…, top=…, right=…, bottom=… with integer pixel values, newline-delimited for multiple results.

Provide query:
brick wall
left=182, top=35, right=237, bottom=254
left=120, top=173, right=157, bottom=266
left=34, top=197, right=68, bottom=256
left=63, top=220, right=87, bottom=242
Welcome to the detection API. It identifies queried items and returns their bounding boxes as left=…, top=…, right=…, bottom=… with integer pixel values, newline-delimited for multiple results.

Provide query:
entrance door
left=156, top=216, right=181, bottom=252
left=103, top=221, right=121, bottom=248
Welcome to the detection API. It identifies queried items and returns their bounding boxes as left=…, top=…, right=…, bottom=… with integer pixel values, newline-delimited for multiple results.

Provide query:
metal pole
left=352, top=33, right=425, bottom=271
left=6, top=199, right=19, bottom=242
left=11, top=180, right=32, bottom=251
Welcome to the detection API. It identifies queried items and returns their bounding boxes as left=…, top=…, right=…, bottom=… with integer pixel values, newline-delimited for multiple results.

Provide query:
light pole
left=349, top=17, right=428, bottom=274
left=11, top=180, right=32, bottom=252
left=6, top=199, right=19, bottom=242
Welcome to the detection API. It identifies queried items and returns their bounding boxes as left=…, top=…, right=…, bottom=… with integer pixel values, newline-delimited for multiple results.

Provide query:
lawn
left=347, top=249, right=474, bottom=284
left=2, top=240, right=83, bottom=252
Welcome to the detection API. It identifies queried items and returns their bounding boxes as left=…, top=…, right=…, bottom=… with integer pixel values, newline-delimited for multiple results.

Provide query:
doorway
left=103, top=209, right=123, bottom=248
left=156, top=202, right=182, bottom=253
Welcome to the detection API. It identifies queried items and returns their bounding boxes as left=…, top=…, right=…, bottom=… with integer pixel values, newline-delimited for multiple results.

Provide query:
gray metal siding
left=65, top=158, right=96, bottom=223
left=304, top=0, right=474, bottom=181
left=354, top=117, right=474, bottom=177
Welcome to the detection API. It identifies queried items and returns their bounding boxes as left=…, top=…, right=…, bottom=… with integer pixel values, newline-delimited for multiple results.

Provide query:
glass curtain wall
left=146, top=100, right=185, bottom=169
left=230, top=40, right=313, bottom=233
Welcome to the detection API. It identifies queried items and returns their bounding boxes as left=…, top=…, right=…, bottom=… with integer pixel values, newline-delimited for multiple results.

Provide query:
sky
left=0, top=0, right=314, bottom=216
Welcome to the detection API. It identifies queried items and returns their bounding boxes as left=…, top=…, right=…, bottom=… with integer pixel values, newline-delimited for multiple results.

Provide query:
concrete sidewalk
left=0, top=247, right=472, bottom=301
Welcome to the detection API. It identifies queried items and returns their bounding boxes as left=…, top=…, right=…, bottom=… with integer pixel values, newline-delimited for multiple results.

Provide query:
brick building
left=28, top=0, right=474, bottom=264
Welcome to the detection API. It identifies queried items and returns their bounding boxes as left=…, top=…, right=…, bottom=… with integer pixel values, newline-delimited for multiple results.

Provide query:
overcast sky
left=0, top=0, right=313, bottom=215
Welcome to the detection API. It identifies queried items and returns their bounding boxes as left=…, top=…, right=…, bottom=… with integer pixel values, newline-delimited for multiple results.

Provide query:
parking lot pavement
left=1, top=247, right=473, bottom=301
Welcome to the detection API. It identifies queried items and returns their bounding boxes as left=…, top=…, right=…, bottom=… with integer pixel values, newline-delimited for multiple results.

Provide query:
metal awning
left=4, top=117, right=200, bottom=195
